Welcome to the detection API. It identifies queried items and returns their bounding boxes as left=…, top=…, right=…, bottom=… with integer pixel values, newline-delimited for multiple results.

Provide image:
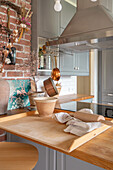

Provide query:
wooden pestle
left=70, top=112, right=113, bottom=126
left=70, top=111, right=105, bottom=122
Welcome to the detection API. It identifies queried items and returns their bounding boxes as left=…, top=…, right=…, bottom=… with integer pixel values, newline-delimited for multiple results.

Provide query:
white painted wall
left=90, top=49, right=98, bottom=103
left=36, top=76, right=77, bottom=96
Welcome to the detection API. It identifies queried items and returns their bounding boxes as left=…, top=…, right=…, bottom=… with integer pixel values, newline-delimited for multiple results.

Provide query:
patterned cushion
left=7, top=79, right=31, bottom=110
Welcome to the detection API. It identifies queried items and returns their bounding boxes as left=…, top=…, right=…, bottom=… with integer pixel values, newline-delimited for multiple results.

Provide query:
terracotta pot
left=0, top=73, right=10, bottom=115
left=34, top=97, right=57, bottom=117
left=28, top=91, right=45, bottom=106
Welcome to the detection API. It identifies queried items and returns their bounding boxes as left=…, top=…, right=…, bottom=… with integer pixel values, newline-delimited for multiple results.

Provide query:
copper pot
left=51, top=56, right=60, bottom=81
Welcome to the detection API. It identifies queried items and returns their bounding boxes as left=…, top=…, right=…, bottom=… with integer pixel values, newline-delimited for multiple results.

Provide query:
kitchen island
left=0, top=101, right=113, bottom=170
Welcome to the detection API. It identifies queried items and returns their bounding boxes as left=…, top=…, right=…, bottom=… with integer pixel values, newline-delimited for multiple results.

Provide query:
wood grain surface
left=0, top=142, right=38, bottom=170
left=57, top=94, right=94, bottom=104
left=0, top=110, right=112, bottom=153
left=0, top=108, right=113, bottom=169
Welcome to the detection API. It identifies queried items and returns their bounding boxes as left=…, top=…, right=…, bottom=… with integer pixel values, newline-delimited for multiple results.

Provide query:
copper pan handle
left=50, top=56, right=53, bottom=70
left=55, top=56, right=57, bottom=68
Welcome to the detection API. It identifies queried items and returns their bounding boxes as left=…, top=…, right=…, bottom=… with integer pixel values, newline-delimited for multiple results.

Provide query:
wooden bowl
left=34, top=97, right=57, bottom=117
left=43, top=77, right=58, bottom=97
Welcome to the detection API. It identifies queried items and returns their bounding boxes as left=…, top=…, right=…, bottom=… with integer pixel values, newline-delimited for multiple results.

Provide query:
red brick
left=23, top=59, right=30, bottom=65
left=25, top=3, right=31, bottom=9
left=17, top=0, right=24, bottom=5
left=0, top=7, right=7, bottom=14
left=10, top=17, right=17, bottom=25
left=17, top=1, right=31, bottom=9
left=7, top=71, right=23, bottom=77
left=18, top=39, right=31, bottom=46
left=4, top=65, right=15, bottom=70
left=0, top=14, right=7, bottom=21
left=4, top=78, right=16, bottom=80
left=16, top=52, right=28, bottom=58
left=0, top=7, right=16, bottom=17
left=14, top=45, right=23, bottom=51
left=25, top=34, right=31, bottom=41
left=10, top=24, right=16, bottom=30
left=10, top=9, right=17, bottom=17
left=15, top=65, right=28, bottom=71
left=24, top=46, right=31, bottom=53
left=16, top=58, right=23, bottom=64
left=24, top=72, right=31, bottom=77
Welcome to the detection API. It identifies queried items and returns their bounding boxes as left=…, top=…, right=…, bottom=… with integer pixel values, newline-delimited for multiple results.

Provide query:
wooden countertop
left=0, top=108, right=113, bottom=169
left=70, top=128, right=113, bottom=169
left=57, top=94, right=94, bottom=104
left=54, top=109, right=113, bottom=170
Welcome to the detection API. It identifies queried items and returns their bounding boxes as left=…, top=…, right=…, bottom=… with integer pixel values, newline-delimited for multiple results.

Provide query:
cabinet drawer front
left=102, top=95, right=113, bottom=103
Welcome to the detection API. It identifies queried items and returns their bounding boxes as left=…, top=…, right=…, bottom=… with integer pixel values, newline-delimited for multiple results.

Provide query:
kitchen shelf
left=38, top=69, right=52, bottom=72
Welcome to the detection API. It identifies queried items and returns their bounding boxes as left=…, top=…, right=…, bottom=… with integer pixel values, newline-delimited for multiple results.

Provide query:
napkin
left=55, top=109, right=101, bottom=136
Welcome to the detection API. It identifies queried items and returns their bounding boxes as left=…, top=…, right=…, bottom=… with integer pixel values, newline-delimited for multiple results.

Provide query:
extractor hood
left=47, top=0, right=113, bottom=51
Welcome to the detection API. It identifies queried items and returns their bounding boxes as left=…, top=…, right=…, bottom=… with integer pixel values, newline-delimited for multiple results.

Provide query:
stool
left=0, top=142, right=39, bottom=170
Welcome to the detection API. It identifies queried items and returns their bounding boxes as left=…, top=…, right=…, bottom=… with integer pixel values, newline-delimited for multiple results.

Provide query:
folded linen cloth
left=55, top=109, right=101, bottom=136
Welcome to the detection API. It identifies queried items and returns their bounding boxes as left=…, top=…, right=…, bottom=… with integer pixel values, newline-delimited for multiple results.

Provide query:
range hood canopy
left=47, top=0, right=113, bottom=51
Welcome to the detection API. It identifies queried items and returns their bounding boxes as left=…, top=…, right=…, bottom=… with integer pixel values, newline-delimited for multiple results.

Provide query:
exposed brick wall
left=0, top=0, right=31, bottom=142
left=0, top=0, right=31, bottom=79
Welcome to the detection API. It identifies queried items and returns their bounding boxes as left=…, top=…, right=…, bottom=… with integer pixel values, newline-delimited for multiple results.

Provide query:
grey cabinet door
left=39, top=0, right=59, bottom=38
left=57, top=151, right=104, bottom=170
left=59, top=1, right=76, bottom=35
left=76, top=51, right=89, bottom=76
left=102, top=49, right=113, bottom=94
left=60, top=52, right=76, bottom=75
left=101, top=49, right=113, bottom=104
left=60, top=51, right=89, bottom=76
left=65, top=154, right=104, bottom=170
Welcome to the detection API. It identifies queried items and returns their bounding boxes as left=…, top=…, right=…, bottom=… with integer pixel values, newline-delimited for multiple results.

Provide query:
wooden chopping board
left=0, top=111, right=112, bottom=153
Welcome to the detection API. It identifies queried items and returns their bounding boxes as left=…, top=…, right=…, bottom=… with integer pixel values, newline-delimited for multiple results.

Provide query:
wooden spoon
left=51, top=56, right=60, bottom=81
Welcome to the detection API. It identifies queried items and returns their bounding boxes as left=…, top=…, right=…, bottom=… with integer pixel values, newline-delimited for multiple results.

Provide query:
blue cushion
left=7, top=79, right=31, bottom=110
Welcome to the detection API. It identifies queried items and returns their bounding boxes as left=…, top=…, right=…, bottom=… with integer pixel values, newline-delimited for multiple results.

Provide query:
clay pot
left=34, top=97, right=57, bottom=117
left=28, top=91, right=45, bottom=106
